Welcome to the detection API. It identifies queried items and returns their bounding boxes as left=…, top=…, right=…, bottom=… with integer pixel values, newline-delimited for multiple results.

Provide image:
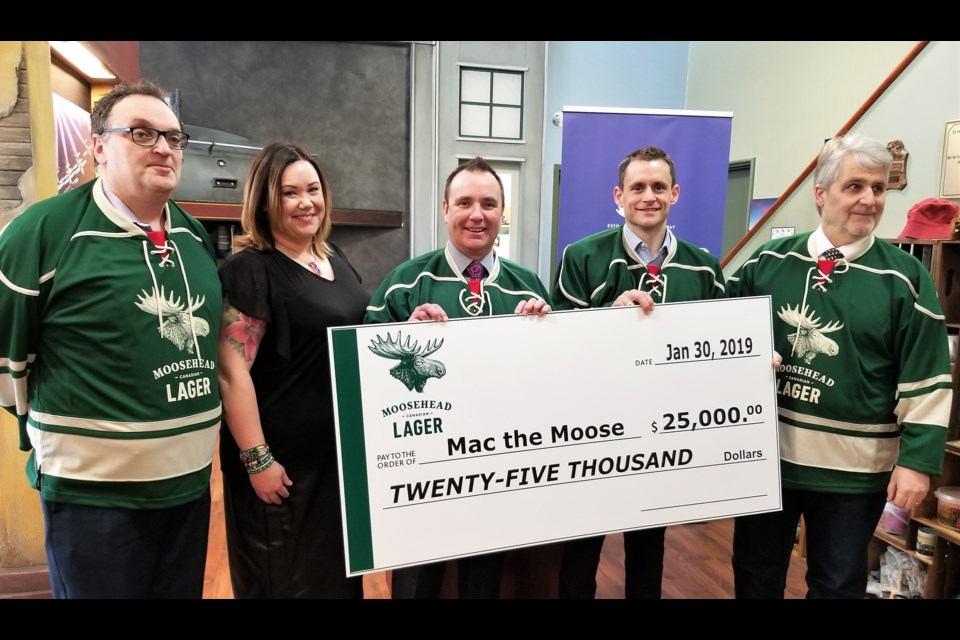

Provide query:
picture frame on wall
left=940, top=120, right=960, bottom=198
left=749, top=197, right=778, bottom=231
left=771, top=227, right=795, bottom=239
left=52, top=92, right=95, bottom=194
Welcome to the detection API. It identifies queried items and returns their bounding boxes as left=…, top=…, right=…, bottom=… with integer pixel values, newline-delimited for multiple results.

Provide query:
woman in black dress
left=218, top=142, right=369, bottom=598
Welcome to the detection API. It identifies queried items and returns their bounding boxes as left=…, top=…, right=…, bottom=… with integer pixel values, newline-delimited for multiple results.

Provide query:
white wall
left=851, top=42, right=960, bottom=238
left=686, top=41, right=959, bottom=271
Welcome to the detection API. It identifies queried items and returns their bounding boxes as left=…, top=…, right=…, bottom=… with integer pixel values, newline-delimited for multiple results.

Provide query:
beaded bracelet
left=239, top=443, right=270, bottom=463
left=246, top=451, right=275, bottom=475
left=239, top=443, right=275, bottom=475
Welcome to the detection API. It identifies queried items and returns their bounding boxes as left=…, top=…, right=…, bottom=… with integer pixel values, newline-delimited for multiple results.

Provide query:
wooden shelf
left=913, top=516, right=960, bottom=546
left=873, top=527, right=933, bottom=566
left=874, top=239, right=960, bottom=598
left=177, top=201, right=404, bottom=228
left=330, top=208, right=403, bottom=228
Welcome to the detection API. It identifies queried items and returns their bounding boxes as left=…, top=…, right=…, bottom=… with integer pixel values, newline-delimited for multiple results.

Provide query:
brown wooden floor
left=204, top=448, right=808, bottom=599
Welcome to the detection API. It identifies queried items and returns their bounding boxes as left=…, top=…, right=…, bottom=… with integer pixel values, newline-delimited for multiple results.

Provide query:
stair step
left=0, top=566, right=51, bottom=596
left=0, top=589, right=52, bottom=599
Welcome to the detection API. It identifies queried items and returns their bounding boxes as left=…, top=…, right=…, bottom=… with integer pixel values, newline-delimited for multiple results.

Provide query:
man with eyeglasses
left=0, top=80, right=222, bottom=598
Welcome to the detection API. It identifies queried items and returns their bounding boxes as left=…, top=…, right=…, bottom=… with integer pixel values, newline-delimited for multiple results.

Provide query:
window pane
left=487, top=161, right=520, bottom=261
left=492, top=72, right=522, bottom=106
left=491, top=106, right=521, bottom=139
left=460, top=104, right=490, bottom=137
left=461, top=70, right=491, bottom=103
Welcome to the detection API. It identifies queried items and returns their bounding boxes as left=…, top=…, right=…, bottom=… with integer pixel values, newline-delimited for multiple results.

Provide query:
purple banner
left=557, top=108, right=732, bottom=260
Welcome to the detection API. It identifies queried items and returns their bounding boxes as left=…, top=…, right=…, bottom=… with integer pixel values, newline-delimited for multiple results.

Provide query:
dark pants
left=222, top=466, right=363, bottom=599
left=558, top=527, right=666, bottom=599
left=42, top=489, right=211, bottom=599
left=733, top=488, right=886, bottom=599
left=391, top=552, right=505, bottom=599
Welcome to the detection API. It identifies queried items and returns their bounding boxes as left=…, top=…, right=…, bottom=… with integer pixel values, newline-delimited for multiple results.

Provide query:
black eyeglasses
left=101, top=126, right=190, bottom=150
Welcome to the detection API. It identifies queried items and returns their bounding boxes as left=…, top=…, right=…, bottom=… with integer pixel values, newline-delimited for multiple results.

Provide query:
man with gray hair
left=726, top=133, right=952, bottom=598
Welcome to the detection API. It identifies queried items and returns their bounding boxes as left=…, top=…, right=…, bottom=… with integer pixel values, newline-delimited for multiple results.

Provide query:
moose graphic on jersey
left=135, top=286, right=211, bottom=353
left=369, top=331, right=446, bottom=392
left=777, top=303, right=844, bottom=364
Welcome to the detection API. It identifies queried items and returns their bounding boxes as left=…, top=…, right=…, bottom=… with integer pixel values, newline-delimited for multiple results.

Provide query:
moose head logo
left=777, top=303, right=844, bottom=364
left=368, top=331, right=446, bottom=393
left=135, top=286, right=210, bottom=353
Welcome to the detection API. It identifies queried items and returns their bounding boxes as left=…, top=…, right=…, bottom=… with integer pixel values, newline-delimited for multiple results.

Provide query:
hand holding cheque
left=329, top=295, right=781, bottom=575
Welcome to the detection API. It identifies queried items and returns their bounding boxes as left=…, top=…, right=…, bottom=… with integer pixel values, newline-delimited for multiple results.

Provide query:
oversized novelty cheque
left=329, top=296, right=780, bottom=575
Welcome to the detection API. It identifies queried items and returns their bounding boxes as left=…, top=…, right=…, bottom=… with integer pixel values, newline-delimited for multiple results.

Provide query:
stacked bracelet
left=239, top=443, right=275, bottom=475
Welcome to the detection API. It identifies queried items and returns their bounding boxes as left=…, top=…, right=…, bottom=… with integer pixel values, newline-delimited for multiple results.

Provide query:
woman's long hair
left=234, top=141, right=333, bottom=258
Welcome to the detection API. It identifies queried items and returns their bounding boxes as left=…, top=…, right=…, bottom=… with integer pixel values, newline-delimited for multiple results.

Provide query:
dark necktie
left=815, top=247, right=843, bottom=291
left=464, top=261, right=486, bottom=295
left=821, top=247, right=844, bottom=261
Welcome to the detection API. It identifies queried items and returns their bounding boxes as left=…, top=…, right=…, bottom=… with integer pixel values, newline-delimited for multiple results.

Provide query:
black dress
left=219, top=244, right=370, bottom=598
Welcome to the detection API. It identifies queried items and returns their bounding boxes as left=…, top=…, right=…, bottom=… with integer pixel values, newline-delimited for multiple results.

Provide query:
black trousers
left=733, top=488, right=886, bottom=599
left=223, top=466, right=363, bottom=599
left=391, top=552, right=505, bottom=599
left=558, top=527, right=666, bottom=599
left=43, top=489, right=210, bottom=599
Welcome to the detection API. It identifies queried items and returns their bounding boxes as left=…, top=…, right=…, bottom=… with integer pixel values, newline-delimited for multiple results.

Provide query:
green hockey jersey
left=552, top=227, right=725, bottom=309
left=364, top=247, right=551, bottom=323
left=0, top=179, right=222, bottom=508
left=727, top=231, right=951, bottom=493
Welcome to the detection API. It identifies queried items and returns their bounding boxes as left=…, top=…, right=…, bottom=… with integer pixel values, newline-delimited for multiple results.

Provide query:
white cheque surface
left=329, top=296, right=780, bottom=575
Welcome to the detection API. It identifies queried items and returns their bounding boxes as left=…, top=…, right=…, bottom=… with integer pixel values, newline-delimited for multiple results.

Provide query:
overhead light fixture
left=50, top=41, right=116, bottom=80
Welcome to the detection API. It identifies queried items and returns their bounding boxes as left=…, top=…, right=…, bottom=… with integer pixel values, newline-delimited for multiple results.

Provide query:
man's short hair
left=813, top=133, right=892, bottom=194
left=443, top=157, right=504, bottom=206
left=618, top=147, right=677, bottom=189
left=90, top=79, right=176, bottom=135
